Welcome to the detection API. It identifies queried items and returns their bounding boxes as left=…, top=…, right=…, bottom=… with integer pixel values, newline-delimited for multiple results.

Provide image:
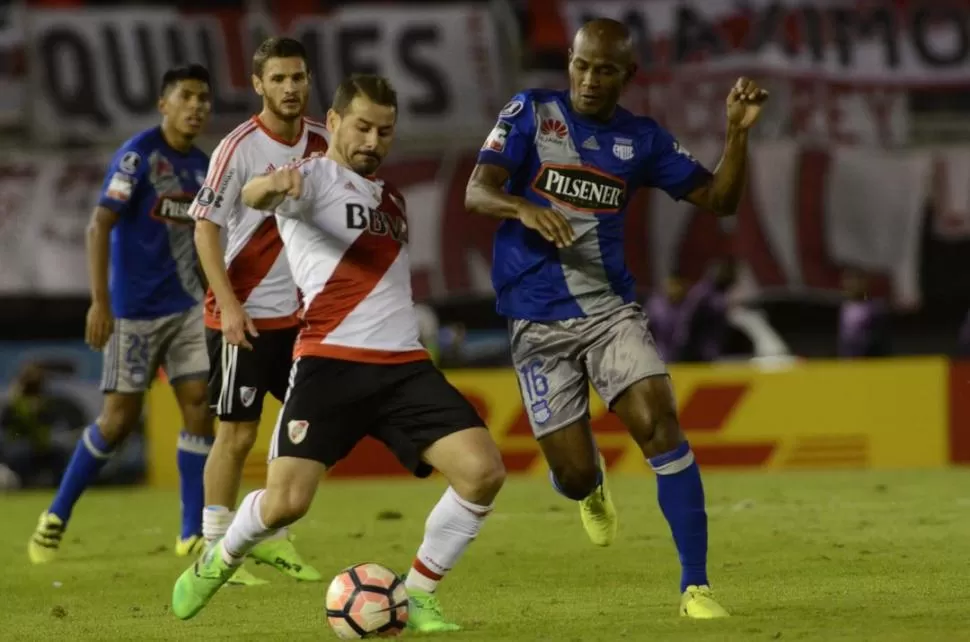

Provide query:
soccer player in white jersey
left=172, top=74, right=506, bottom=633
left=188, top=37, right=326, bottom=585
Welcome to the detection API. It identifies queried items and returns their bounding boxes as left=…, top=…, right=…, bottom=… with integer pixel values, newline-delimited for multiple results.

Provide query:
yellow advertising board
left=146, top=357, right=948, bottom=487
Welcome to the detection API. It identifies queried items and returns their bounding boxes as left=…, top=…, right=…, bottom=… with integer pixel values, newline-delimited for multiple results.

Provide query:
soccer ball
left=325, top=562, right=409, bottom=639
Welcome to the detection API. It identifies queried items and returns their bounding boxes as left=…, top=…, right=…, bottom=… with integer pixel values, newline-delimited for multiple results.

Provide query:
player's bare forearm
left=86, top=207, right=118, bottom=305
left=465, top=164, right=527, bottom=220
left=687, top=126, right=748, bottom=217
left=194, top=220, right=239, bottom=309
left=241, top=174, right=285, bottom=211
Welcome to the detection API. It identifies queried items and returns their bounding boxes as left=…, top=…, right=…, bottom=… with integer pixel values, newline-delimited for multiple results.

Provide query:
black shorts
left=271, top=356, right=484, bottom=477
left=206, top=327, right=298, bottom=422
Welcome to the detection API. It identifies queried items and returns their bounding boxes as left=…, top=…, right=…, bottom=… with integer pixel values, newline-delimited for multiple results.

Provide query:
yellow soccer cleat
left=28, top=511, right=65, bottom=564
left=680, top=585, right=730, bottom=619
left=175, top=534, right=206, bottom=558
left=579, top=453, right=617, bottom=547
left=226, top=565, right=269, bottom=586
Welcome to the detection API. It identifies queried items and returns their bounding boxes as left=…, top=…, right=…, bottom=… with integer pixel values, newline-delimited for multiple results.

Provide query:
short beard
left=267, top=99, right=304, bottom=122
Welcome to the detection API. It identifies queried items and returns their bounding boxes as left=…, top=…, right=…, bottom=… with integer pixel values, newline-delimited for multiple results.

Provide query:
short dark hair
left=253, top=37, right=309, bottom=77
left=160, top=64, right=210, bottom=95
left=331, top=74, right=398, bottom=115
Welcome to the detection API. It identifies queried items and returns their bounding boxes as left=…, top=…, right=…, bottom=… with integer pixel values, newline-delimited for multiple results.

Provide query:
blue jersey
left=97, top=126, right=209, bottom=319
left=477, top=89, right=712, bottom=322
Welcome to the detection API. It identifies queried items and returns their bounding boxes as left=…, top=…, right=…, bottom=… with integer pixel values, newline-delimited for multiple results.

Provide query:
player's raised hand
left=85, top=300, right=114, bottom=351
left=221, top=300, right=258, bottom=350
left=518, top=202, right=575, bottom=248
left=726, top=77, right=769, bottom=130
left=271, top=166, right=304, bottom=199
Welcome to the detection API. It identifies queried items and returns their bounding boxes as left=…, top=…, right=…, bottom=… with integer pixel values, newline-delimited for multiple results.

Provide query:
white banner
left=25, top=5, right=505, bottom=146
left=0, top=144, right=958, bottom=307
left=0, top=0, right=25, bottom=126
left=556, top=0, right=970, bottom=145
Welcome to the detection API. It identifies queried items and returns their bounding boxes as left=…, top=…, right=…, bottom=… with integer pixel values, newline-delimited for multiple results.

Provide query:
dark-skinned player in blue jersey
left=466, top=18, right=767, bottom=618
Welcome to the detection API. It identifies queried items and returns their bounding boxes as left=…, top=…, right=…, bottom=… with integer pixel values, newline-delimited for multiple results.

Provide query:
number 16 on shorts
left=518, top=360, right=551, bottom=426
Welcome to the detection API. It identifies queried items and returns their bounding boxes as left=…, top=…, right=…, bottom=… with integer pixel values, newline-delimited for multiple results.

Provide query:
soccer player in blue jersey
left=28, top=65, right=217, bottom=564
left=466, top=19, right=767, bottom=618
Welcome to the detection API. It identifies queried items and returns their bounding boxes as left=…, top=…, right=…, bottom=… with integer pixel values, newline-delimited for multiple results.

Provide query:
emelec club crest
left=612, top=137, right=634, bottom=161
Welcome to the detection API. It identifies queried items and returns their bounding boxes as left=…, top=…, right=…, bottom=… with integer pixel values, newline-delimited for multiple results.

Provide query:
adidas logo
left=344, top=181, right=357, bottom=192
left=582, top=136, right=599, bottom=150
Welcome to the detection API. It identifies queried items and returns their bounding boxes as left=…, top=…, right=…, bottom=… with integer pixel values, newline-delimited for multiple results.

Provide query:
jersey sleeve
left=188, top=135, right=246, bottom=226
left=97, top=143, right=149, bottom=215
left=640, top=126, right=713, bottom=201
left=475, top=93, right=535, bottom=176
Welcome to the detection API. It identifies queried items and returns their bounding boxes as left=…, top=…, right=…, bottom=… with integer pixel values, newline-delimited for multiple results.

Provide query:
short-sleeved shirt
left=97, top=126, right=209, bottom=319
left=187, top=116, right=329, bottom=330
left=476, top=89, right=712, bottom=322
left=273, top=157, right=428, bottom=365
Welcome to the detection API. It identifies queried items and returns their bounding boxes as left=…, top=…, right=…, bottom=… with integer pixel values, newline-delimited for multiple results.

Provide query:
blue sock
left=649, top=441, right=709, bottom=592
left=549, top=465, right=603, bottom=501
left=177, top=431, right=213, bottom=540
left=49, top=424, right=114, bottom=523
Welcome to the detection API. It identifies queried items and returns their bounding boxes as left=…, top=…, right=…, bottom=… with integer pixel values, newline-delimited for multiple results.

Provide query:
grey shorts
left=101, top=304, right=209, bottom=394
left=509, top=303, right=667, bottom=439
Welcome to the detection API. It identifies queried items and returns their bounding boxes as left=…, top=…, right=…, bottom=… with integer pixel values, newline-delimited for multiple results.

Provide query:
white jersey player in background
left=188, top=37, right=326, bottom=585
left=172, top=74, right=506, bottom=634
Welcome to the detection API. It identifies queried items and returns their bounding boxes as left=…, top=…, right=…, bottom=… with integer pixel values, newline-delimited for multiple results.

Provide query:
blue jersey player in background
left=466, top=19, right=768, bottom=618
left=29, top=65, right=217, bottom=564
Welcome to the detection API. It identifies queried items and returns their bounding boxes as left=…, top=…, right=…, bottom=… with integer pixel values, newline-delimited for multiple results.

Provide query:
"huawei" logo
left=539, top=119, right=567, bottom=138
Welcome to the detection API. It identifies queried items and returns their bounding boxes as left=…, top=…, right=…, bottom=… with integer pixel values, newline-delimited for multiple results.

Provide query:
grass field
left=2, top=470, right=970, bottom=641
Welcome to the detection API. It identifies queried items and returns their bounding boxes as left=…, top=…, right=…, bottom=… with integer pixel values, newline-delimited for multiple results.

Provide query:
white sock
left=221, top=490, right=277, bottom=565
left=203, top=505, right=234, bottom=543
left=406, top=486, right=492, bottom=593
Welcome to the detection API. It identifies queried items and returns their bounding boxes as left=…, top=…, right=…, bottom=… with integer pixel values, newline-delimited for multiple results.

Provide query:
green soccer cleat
left=406, top=587, right=461, bottom=633
left=226, top=564, right=269, bottom=586
left=249, top=533, right=322, bottom=582
left=171, top=540, right=238, bottom=620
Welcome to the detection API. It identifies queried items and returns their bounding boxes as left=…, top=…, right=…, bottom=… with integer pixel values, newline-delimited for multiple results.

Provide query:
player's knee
left=468, top=451, right=507, bottom=501
left=261, top=485, right=313, bottom=529
left=450, top=449, right=506, bottom=505
left=216, top=421, right=259, bottom=458
left=98, top=395, right=142, bottom=445
left=174, top=378, right=213, bottom=436
left=551, top=463, right=600, bottom=500
left=639, top=412, right=684, bottom=459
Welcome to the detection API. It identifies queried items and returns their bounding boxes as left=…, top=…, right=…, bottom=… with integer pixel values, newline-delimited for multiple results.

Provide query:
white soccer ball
left=325, top=562, right=409, bottom=639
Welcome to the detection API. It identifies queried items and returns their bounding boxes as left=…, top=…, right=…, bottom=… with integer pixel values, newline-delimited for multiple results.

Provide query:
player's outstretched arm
left=85, top=207, right=118, bottom=350
left=466, top=164, right=574, bottom=248
left=685, top=77, right=768, bottom=217
left=241, top=167, right=303, bottom=212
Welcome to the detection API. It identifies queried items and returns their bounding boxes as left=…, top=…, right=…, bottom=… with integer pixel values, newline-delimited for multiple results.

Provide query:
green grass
left=2, top=470, right=970, bottom=641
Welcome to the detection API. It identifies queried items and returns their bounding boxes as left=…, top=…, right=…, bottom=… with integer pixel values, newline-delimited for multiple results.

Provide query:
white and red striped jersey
left=188, top=116, right=329, bottom=330
left=274, top=157, right=428, bottom=364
